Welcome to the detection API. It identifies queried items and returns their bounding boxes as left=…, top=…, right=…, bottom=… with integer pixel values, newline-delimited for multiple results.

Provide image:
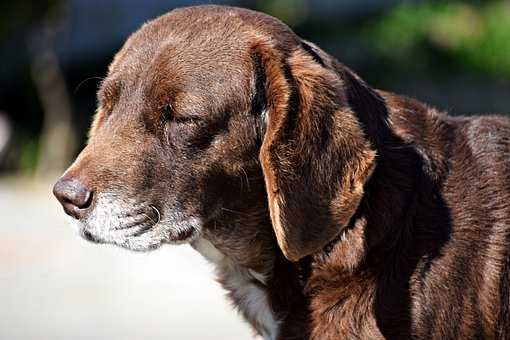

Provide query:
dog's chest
left=192, top=238, right=279, bottom=340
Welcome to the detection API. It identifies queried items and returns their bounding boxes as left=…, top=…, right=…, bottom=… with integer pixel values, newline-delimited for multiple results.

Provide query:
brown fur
left=53, top=5, right=510, bottom=339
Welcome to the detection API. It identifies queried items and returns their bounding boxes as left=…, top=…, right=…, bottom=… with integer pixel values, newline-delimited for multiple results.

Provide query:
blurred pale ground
left=0, top=178, right=254, bottom=340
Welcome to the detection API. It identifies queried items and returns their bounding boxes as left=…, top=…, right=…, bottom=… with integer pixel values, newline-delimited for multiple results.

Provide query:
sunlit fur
left=192, top=238, right=279, bottom=340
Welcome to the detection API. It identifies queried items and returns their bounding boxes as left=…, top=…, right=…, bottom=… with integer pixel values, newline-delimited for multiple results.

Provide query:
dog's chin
left=69, top=216, right=203, bottom=252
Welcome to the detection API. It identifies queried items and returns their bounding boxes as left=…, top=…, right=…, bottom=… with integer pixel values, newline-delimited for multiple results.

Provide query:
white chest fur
left=191, top=238, right=279, bottom=340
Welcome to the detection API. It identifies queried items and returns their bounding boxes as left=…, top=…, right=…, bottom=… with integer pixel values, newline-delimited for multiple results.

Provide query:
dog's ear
left=253, top=41, right=379, bottom=261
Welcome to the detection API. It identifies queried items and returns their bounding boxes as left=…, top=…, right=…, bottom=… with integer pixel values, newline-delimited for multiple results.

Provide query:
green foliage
left=256, top=0, right=309, bottom=26
left=365, top=1, right=510, bottom=78
left=19, top=138, right=39, bottom=176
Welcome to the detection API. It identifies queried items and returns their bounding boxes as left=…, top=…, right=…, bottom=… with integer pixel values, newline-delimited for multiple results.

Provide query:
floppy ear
left=253, top=41, right=378, bottom=261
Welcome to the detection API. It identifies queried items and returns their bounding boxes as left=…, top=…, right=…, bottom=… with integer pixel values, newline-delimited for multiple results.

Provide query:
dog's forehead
left=108, top=5, right=297, bottom=74
left=105, top=9, right=275, bottom=114
left=100, top=5, right=304, bottom=122
left=110, top=8, right=252, bottom=74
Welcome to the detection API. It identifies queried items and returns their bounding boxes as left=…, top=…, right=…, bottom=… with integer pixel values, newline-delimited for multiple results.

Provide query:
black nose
left=53, top=177, right=93, bottom=219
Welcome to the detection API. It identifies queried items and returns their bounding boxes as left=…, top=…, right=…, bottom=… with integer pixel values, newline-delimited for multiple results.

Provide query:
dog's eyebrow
left=97, top=79, right=120, bottom=104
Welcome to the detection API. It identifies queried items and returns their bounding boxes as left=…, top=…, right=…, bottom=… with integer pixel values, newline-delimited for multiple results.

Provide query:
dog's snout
left=53, top=177, right=93, bottom=219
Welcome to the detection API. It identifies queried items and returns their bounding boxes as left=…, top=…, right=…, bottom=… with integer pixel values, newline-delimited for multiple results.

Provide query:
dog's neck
left=191, top=237, right=280, bottom=340
left=191, top=235, right=311, bottom=340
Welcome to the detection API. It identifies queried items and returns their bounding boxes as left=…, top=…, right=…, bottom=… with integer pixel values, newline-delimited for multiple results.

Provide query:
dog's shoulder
left=457, top=114, right=510, bottom=158
left=384, top=95, right=510, bottom=338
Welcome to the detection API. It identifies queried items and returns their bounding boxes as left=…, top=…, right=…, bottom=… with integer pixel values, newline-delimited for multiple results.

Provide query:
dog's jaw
left=191, top=237, right=279, bottom=340
left=69, top=193, right=203, bottom=250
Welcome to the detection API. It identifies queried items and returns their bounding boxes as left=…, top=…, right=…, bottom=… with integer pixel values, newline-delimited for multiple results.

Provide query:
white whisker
left=150, top=205, right=161, bottom=224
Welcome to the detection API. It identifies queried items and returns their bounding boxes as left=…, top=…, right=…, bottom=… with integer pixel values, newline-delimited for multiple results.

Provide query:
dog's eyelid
left=174, top=115, right=202, bottom=124
left=103, top=75, right=124, bottom=92
left=159, top=103, right=203, bottom=124
left=160, top=104, right=194, bottom=123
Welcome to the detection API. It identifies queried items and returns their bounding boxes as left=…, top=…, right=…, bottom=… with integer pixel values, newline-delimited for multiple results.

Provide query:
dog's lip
left=168, top=227, right=196, bottom=242
left=75, top=203, right=202, bottom=246
left=114, top=215, right=155, bottom=231
left=81, top=229, right=100, bottom=243
left=77, top=212, right=158, bottom=243
left=113, top=205, right=161, bottom=230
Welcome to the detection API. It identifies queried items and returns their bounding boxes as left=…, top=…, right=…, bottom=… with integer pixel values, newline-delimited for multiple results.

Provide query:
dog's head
left=53, top=5, right=378, bottom=262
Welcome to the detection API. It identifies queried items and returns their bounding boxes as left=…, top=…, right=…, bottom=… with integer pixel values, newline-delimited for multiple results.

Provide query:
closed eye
left=160, top=104, right=202, bottom=124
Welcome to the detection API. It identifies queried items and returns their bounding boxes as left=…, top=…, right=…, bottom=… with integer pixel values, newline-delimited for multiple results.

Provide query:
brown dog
left=53, top=5, right=510, bottom=339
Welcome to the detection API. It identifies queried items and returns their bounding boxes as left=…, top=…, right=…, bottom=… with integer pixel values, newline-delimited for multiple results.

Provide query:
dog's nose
left=53, top=177, right=93, bottom=219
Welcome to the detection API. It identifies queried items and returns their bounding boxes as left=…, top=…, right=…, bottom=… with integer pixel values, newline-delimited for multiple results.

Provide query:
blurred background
left=1, top=0, right=509, bottom=339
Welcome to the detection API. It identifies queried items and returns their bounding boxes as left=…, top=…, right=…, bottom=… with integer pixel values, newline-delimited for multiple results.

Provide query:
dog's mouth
left=78, top=206, right=159, bottom=240
left=113, top=205, right=161, bottom=233
left=70, top=195, right=202, bottom=250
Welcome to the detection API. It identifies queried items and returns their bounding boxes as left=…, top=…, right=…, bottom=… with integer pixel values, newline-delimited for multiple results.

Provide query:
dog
left=53, top=5, right=510, bottom=339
